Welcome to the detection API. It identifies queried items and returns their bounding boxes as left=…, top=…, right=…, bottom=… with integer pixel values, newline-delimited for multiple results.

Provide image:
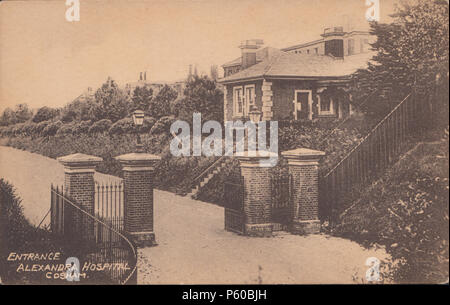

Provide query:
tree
left=149, top=85, right=178, bottom=119
left=350, top=0, right=449, bottom=117
left=60, top=97, right=96, bottom=123
left=32, top=106, right=59, bottom=123
left=90, top=77, right=130, bottom=122
left=0, top=108, right=16, bottom=126
left=13, top=104, right=33, bottom=123
left=130, top=85, right=153, bottom=114
left=177, top=75, right=223, bottom=123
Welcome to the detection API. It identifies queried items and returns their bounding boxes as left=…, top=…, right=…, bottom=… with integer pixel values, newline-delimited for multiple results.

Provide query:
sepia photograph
left=0, top=0, right=448, bottom=293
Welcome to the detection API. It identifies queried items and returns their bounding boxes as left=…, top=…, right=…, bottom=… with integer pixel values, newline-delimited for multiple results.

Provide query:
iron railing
left=50, top=184, right=137, bottom=284
left=223, top=175, right=245, bottom=234
left=271, top=172, right=292, bottom=229
left=319, top=91, right=422, bottom=223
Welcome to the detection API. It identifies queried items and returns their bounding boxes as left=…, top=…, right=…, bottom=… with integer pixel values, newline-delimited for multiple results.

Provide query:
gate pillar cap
left=281, top=148, right=325, bottom=164
left=236, top=150, right=278, bottom=167
left=115, top=153, right=161, bottom=171
left=57, top=153, right=102, bottom=173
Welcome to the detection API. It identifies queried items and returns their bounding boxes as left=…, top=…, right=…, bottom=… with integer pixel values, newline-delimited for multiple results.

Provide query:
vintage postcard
left=0, top=0, right=448, bottom=292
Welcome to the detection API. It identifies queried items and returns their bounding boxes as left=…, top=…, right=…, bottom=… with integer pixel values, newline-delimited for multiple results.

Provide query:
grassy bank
left=333, top=129, right=449, bottom=283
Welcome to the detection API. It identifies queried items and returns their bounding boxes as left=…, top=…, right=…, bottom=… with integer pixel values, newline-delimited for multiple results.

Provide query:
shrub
left=0, top=179, right=33, bottom=248
left=73, top=120, right=91, bottom=135
left=108, top=117, right=134, bottom=135
left=42, top=121, right=62, bottom=137
left=56, top=123, right=75, bottom=136
left=21, top=122, right=37, bottom=137
left=88, top=119, right=112, bottom=134
left=0, top=179, right=59, bottom=284
left=11, top=123, right=25, bottom=137
left=141, top=117, right=156, bottom=133
left=60, top=109, right=77, bottom=123
left=4, top=125, right=14, bottom=137
left=31, top=120, right=51, bottom=136
left=150, top=116, right=175, bottom=135
left=32, top=106, right=59, bottom=123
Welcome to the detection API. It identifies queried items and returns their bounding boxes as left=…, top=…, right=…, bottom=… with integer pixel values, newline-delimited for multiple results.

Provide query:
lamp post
left=132, top=109, right=145, bottom=153
left=248, top=105, right=262, bottom=123
left=247, top=105, right=262, bottom=151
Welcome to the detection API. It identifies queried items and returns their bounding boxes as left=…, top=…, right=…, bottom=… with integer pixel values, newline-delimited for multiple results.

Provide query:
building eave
left=219, top=74, right=352, bottom=85
left=218, top=76, right=265, bottom=85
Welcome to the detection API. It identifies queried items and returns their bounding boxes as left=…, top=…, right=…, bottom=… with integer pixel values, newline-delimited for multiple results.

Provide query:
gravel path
left=139, top=191, right=388, bottom=284
left=0, top=145, right=388, bottom=284
left=0, top=146, right=120, bottom=225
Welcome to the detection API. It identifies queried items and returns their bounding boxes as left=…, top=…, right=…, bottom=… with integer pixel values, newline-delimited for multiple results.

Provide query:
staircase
left=319, top=86, right=446, bottom=224
left=186, top=156, right=234, bottom=199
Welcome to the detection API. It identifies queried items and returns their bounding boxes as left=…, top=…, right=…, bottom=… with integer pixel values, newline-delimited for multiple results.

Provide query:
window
left=348, top=39, right=355, bottom=55
left=307, top=49, right=310, bottom=54
left=318, top=95, right=335, bottom=115
left=314, top=47, right=318, bottom=54
left=233, top=87, right=244, bottom=116
left=293, top=90, right=312, bottom=120
left=244, top=85, right=255, bottom=116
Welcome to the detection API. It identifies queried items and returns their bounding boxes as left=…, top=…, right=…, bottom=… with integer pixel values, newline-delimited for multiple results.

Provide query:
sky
left=0, top=0, right=399, bottom=112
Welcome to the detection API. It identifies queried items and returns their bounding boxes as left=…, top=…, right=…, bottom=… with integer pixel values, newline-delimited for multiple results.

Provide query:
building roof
left=222, top=47, right=283, bottom=67
left=218, top=51, right=376, bottom=83
left=281, top=30, right=371, bottom=52
left=281, top=39, right=324, bottom=52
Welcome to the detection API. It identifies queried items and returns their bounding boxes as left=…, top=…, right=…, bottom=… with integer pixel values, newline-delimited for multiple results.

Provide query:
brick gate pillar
left=236, top=151, right=275, bottom=237
left=281, top=148, right=325, bottom=235
left=57, top=153, right=102, bottom=241
left=115, top=153, right=161, bottom=247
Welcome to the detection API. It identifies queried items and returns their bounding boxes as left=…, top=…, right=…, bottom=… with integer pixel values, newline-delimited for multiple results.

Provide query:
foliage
left=350, top=0, right=449, bottom=117
left=149, top=85, right=178, bottom=119
left=32, top=106, right=59, bottom=123
left=89, top=77, right=130, bottom=122
left=32, top=120, right=51, bottom=136
left=0, top=108, right=16, bottom=126
left=42, top=121, right=63, bottom=137
left=109, top=117, right=135, bottom=135
left=0, top=179, right=60, bottom=284
left=0, top=104, right=33, bottom=126
left=73, top=120, right=91, bottom=135
left=130, top=85, right=153, bottom=114
left=334, top=139, right=449, bottom=283
left=88, top=119, right=113, bottom=134
left=150, top=115, right=176, bottom=135
left=177, top=75, right=223, bottom=123
left=0, top=179, right=34, bottom=251
left=56, top=123, right=76, bottom=136
left=60, top=98, right=96, bottom=123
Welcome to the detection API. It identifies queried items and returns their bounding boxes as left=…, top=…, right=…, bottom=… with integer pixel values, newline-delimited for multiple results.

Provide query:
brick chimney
left=240, top=39, right=264, bottom=69
left=321, top=26, right=345, bottom=58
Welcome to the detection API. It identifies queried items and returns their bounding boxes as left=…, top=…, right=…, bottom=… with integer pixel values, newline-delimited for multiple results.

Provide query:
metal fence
left=317, top=84, right=445, bottom=223
left=271, top=172, right=292, bottom=230
left=223, top=176, right=245, bottom=234
left=50, top=184, right=137, bottom=284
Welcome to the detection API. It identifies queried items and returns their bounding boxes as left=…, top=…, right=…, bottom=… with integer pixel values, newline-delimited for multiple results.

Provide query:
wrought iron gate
left=50, top=184, right=137, bottom=284
left=223, top=175, right=245, bottom=234
left=271, top=172, right=292, bottom=231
